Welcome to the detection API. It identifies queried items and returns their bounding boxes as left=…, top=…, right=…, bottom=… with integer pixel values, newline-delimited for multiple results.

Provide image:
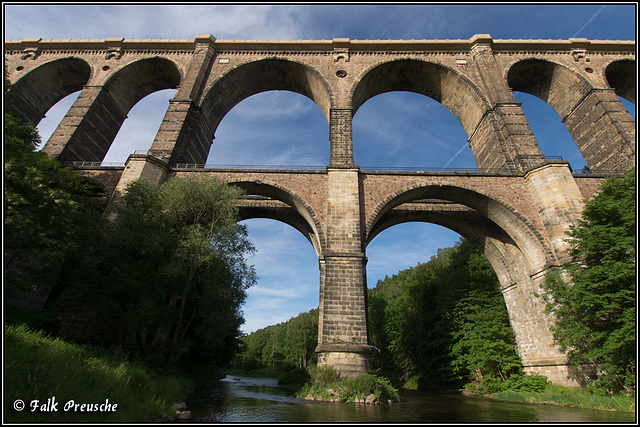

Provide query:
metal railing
left=62, top=161, right=126, bottom=168
left=173, top=163, right=325, bottom=170
left=61, top=154, right=627, bottom=177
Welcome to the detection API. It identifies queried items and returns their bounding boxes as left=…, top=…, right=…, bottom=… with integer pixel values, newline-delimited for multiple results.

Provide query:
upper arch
left=350, top=58, right=489, bottom=136
left=102, top=57, right=182, bottom=115
left=605, top=59, right=636, bottom=104
left=199, top=57, right=334, bottom=138
left=7, top=57, right=92, bottom=125
left=507, top=58, right=592, bottom=120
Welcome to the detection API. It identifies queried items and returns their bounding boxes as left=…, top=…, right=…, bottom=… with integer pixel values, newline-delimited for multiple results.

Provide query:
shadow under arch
left=199, top=57, right=334, bottom=139
left=366, top=183, right=554, bottom=276
left=507, top=58, right=592, bottom=121
left=350, top=58, right=489, bottom=138
left=50, top=57, right=182, bottom=163
left=102, top=56, right=182, bottom=116
left=605, top=58, right=636, bottom=104
left=7, top=57, right=91, bottom=125
left=226, top=179, right=325, bottom=256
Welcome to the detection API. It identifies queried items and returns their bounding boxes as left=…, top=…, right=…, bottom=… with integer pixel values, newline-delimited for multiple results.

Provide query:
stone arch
left=506, top=58, right=592, bottom=121
left=6, top=57, right=92, bottom=125
left=366, top=183, right=554, bottom=274
left=605, top=59, right=636, bottom=104
left=508, top=57, right=635, bottom=172
left=102, top=57, right=182, bottom=117
left=366, top=208, right=530, bottom=293
left=225, top=179, right=325, bottom=256
left=200, top=57, right=334, bottom=140
left=49, top=57, right=182, bottom=163
left=364, top=186, right=566, bottom=377
left=350, top=58, right=490, bottom=137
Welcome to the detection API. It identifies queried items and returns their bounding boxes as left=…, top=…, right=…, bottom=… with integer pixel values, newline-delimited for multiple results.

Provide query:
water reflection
left=185, top=376, right=635, bottom=423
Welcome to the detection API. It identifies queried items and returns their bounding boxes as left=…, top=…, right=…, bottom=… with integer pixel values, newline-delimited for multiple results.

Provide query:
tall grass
left=4, top=324, right=197, bottom=422
left=491, top=384, right=635, bottom=413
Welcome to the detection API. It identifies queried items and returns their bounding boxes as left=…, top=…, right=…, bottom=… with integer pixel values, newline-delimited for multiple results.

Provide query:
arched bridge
left=5, top=34, right=635, bottom=386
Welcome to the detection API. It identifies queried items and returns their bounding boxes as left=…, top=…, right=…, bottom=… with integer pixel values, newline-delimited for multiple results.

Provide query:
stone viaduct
left=4, top=34, right=635, bottom=386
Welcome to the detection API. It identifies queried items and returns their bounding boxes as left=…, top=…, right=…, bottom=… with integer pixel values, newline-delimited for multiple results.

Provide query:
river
left=184, top=375, right=635, bottom=423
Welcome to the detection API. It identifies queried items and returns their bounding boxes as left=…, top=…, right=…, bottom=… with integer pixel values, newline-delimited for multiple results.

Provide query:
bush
left=503, top=374, right=548, bottom=393
left=339, top=374, right=399, bottom=403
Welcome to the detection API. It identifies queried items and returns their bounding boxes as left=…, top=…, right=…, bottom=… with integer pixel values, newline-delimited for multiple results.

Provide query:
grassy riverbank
left=4, top=323, right=198, bottom=423
left=490, top=384, right=636, bottom=413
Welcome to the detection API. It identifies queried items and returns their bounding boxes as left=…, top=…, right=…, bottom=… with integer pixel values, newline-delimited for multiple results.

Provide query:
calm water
left=184, top=375, right=636, bottom=423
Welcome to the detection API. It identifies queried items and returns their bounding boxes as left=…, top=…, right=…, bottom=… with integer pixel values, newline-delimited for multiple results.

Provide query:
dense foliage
left=4, top=109, right=104, bottom=294
left=540, top=168, right=636, bottom=394
left=232, top=308, right=319, bottom=372
left=4, top=106, right=257, bottom=370
left=59, top=175, right=257, bottom=368
left=368, top=239, right=523, bottom=392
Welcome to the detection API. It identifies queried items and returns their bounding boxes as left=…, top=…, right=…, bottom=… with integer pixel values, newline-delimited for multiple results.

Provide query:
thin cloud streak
left=572, top=5, right=606, bottom=38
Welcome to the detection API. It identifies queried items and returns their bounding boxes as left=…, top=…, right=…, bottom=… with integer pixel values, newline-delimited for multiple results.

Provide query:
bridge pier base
left=316, top=344, right=373, bottom=379
left=316, top=254, right=372, bottom=378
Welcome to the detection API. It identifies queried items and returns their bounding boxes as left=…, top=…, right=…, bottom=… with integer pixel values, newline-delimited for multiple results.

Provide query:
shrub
left=504, top=374, right=548, bottom=393
left=339, top=374, right=400, bottom=403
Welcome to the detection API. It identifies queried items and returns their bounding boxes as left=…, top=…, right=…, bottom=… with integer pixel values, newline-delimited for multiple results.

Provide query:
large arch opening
left=237, top=218, right=319, bottom=335
left=363, top=190, right=565, bottom=384
left=205, top=91, right=329, bottom=167
left=605, top=59, right=636, bottom=104
left=365, top=220, right=523, bottom=390
left=353, top=91, right=475, bottom=170
left=513, top=91, right=588, bottom=171
left=50, top=57, right=181, bottom=163
left=7, top=57, right=91, bottom=126
left=199, top=58, right=333, bottom=166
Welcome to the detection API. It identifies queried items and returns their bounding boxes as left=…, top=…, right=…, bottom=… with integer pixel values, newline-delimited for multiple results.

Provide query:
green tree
left=89, top=175, right=256, bottom=367
left=4, top=108, right=104, bottom=308
left=368, top=239, right=521, bottom=391
left=540, top=168, right=636, bottom=393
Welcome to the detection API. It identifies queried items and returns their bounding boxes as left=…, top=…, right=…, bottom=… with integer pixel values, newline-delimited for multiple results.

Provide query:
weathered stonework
left=5, top=35, right=634, bottom=386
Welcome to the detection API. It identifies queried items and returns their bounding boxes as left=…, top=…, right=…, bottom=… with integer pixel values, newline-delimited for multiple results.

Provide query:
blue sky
left=4, top=4, right=636, bottom=334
